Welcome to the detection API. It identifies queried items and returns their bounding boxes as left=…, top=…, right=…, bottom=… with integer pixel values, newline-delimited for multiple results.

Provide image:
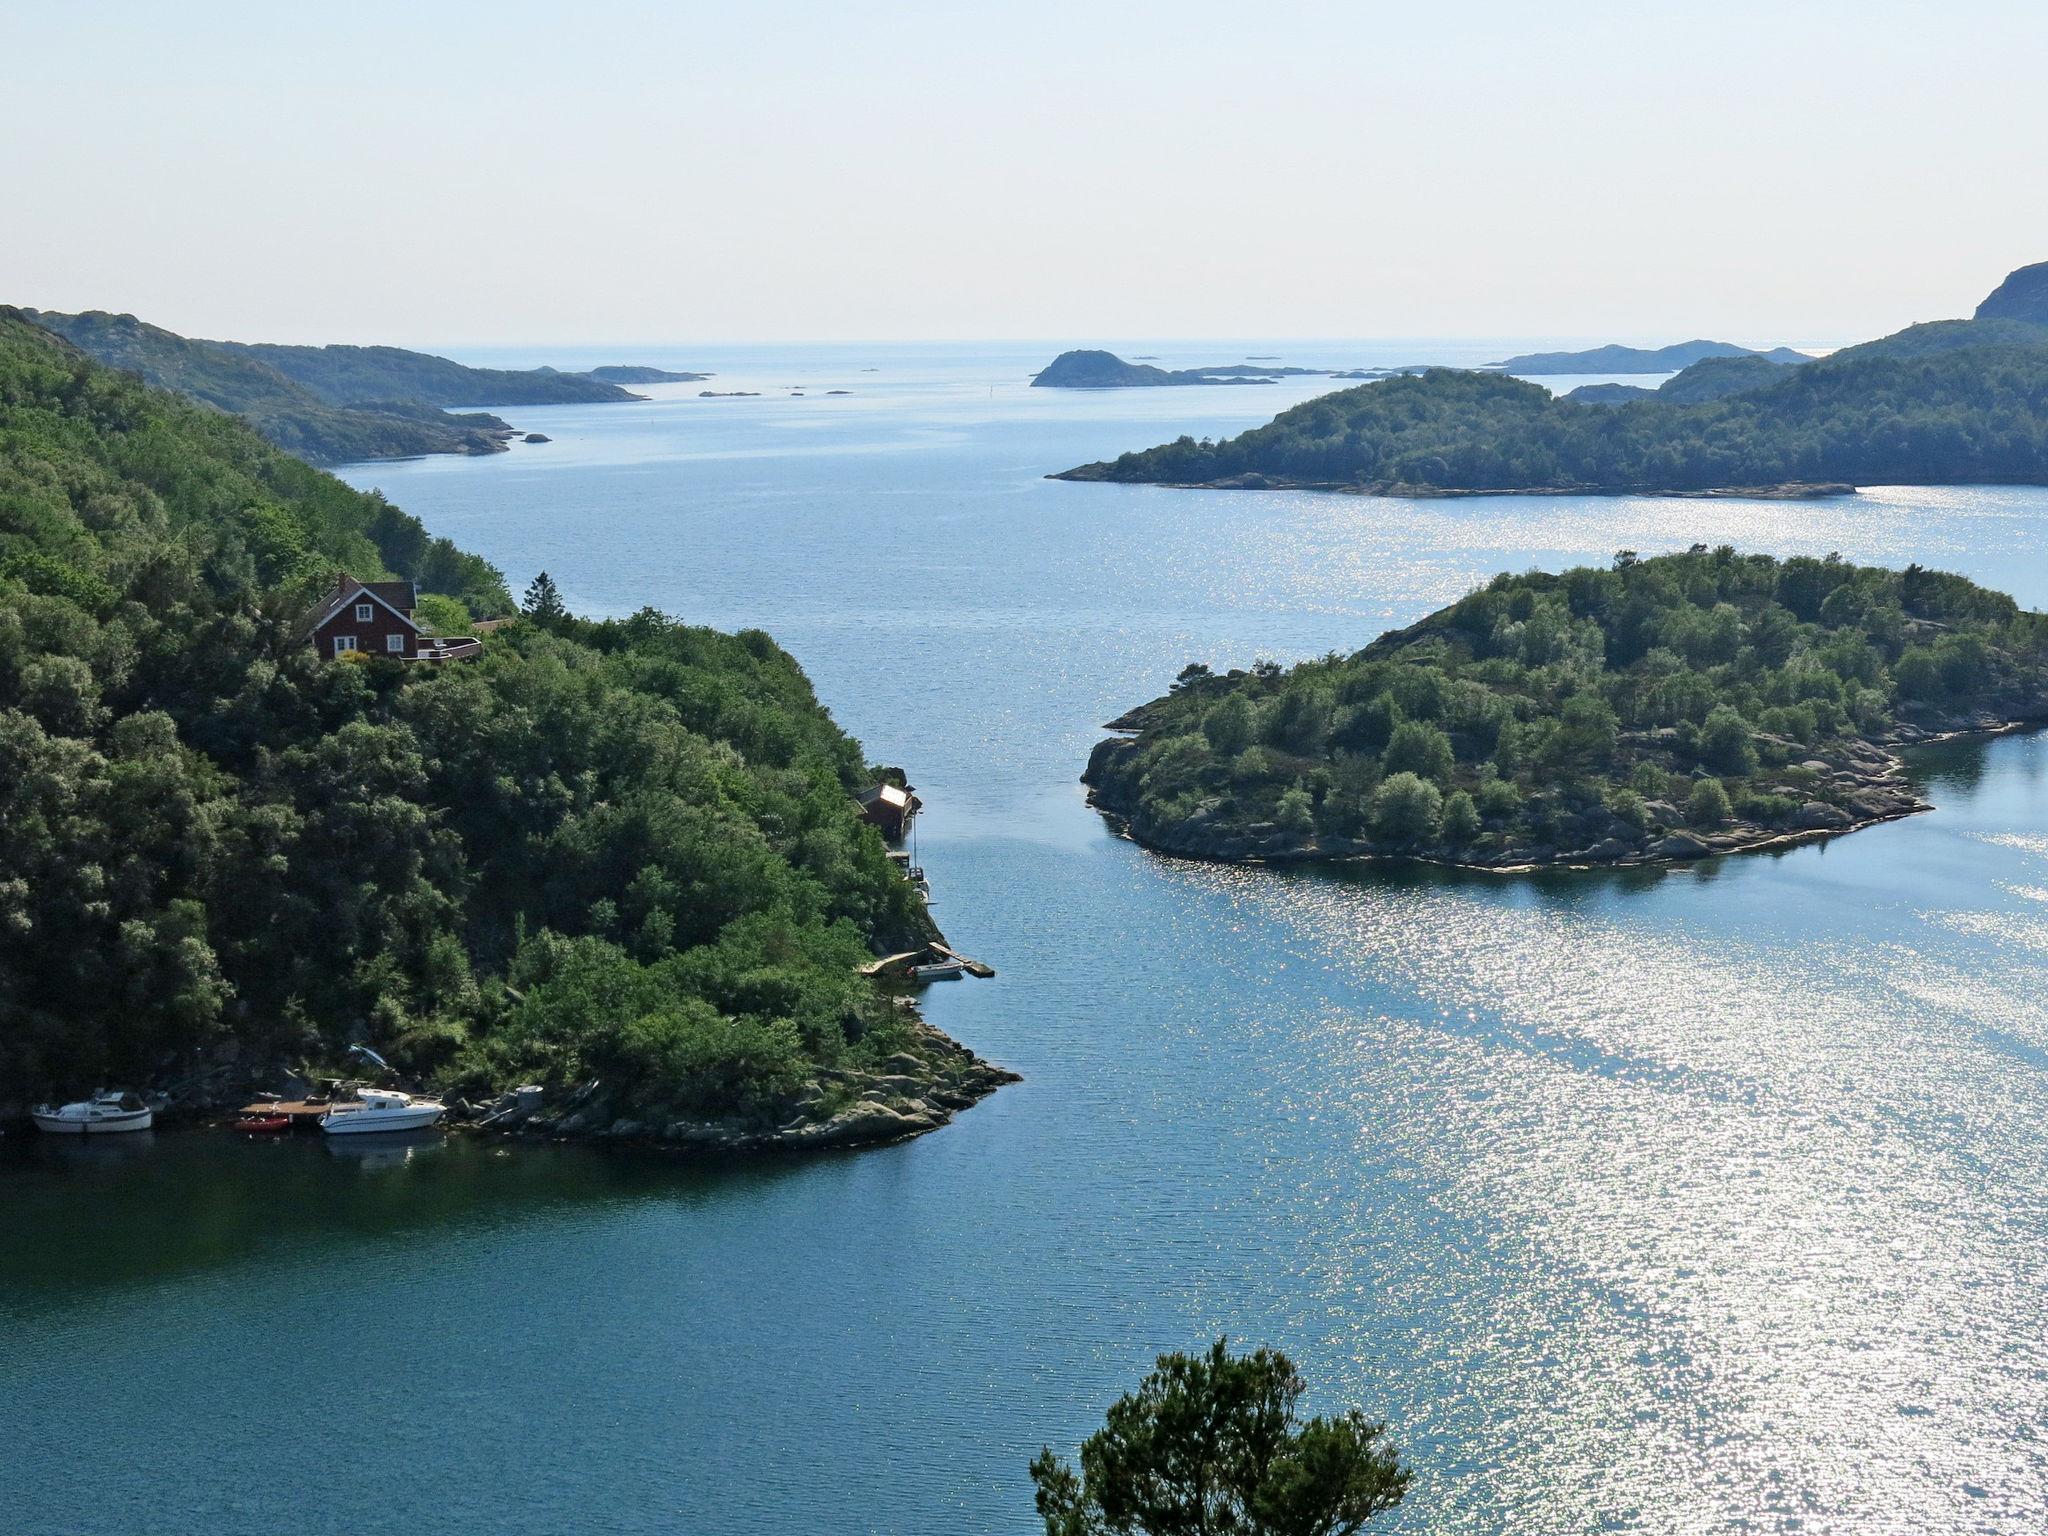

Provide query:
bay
left=5, top=342, right=2047, bottom=1534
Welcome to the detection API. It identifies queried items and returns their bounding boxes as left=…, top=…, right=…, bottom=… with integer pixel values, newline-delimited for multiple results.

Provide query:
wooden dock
left=236, top=1098, right=335, bottom=1129
left=929, top=942, right=995, bottom=978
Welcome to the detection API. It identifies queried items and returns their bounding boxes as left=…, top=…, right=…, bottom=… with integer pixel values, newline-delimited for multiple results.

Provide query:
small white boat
left=908, top=960, right=967, bottom=982
left=318, top=1087, right=446, bottom=1135
left=32, top=1091, right=154, bottom=1135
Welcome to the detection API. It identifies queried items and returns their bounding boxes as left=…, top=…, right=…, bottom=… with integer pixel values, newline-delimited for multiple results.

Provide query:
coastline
left=1049, top=468, right=1859, bottom=500
left=1082, top=715, right=2046, bottom=875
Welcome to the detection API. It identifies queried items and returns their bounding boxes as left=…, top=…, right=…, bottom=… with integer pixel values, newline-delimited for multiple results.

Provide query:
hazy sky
left=6, top=0, right=2046, bottom=348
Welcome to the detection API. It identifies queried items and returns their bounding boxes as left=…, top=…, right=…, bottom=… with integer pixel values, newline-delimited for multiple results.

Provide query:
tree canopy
left=1029, top=1339, right=1410, bottom=1536
left=1058, top=321, right=2048, bottom=493
left=1084, top=548, right=2048, bottom=869
left=0, top=310, right=929, bottom=1118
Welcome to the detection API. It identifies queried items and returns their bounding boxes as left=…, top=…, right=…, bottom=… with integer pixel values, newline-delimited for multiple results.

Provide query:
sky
left=4, top=0, right=2046, bottom=349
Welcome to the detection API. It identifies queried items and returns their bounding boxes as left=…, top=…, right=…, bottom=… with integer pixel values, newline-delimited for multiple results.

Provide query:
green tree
left=1204, top=693, right=1256, bottom=755
left=523, top=570, right=567, bottom=624
left=1687, top=778, right=1732, bottom=826
left=1441, top=789, right=1482, bottom=844
left=1371, top=772, right=1442, bottom=845
left=1694, top=704, right=1758, bottom=774
left=1028, top=1339, right=1409, bottom=1536
left=1381, top=720, right=1454, bottom=784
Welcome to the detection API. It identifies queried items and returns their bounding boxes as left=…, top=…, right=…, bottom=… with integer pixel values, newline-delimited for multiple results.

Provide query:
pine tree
left=523, top=570, right=566, bottom=624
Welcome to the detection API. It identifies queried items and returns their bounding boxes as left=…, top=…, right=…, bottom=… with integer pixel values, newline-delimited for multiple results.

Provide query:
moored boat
left=908, top=960, right=967, bottom=982
left=317, top=1087, right=445, bottom=1136
left=31, top=1091, right=154, bottom=1135
left=234, top=1112, right=292, bottom=1134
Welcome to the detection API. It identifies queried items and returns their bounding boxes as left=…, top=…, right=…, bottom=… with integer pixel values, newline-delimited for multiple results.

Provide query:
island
left=1491, top=339, right=1812, bottom=373
left=0, top=307, right=1011, bottom=1150
left=1031, top=349, right=1334, bottom=388
left=20, top=309, right=711, bottom=465
left=1083, top=550, right=2048, bottom=871
left=1567, top=353, right=1795, bottom=407
left=578, top=365, right=711, bottom=384
left=1053, top=261, right=2048, bottom=496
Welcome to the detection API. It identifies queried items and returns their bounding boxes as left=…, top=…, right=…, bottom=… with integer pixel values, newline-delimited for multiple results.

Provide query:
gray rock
left=1651, top=830, right=1712, bottom=859
left=1790, top=801, right=1853, bottom=831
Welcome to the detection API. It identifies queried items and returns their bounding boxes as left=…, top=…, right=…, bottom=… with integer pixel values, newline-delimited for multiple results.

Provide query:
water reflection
left=0, top=1131, right=811, bottom=1308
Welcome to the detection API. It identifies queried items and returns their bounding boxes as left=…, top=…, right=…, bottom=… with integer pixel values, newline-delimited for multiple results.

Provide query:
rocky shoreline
left=8, top=1001, right=1017, bottom=1156
left=1084, top=711, right=2043, bottom=874
left=1050, top=467, right=1857, bottom=500
left=463, top=1014, right=1018, bottom=1153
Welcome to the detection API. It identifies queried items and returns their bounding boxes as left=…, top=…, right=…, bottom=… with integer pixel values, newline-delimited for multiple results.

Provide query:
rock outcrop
left=466, top=1016, right=1018, bottom=1154
left=1975, top=260, right=2048, bottom=325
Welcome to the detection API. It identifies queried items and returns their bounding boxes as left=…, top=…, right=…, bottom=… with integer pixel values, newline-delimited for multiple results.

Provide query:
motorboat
left=32, top=1091, right=154, bottom=1135
left=908, top=960, right=967, bottom=982
left=317, top=1087, right=445, bottom=1135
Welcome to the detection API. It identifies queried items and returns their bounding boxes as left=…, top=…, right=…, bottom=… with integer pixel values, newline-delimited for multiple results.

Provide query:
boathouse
left=856, top=781, right=918, bottom=841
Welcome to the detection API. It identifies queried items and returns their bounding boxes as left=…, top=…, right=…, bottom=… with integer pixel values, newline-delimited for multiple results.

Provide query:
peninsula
left=1083, top=549, right=2048, bottom=871
left=21, top=309, right=707, bottom=465
left=0, top=307, right=1008, bottom=1149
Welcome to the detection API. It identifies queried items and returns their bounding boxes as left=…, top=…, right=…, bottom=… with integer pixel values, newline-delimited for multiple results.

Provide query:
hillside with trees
left=0, top=309, right=998, bottom=1140
left=1083, top=549, right=2048, bottom=870
left=1060, top=263, right=2048, bottom=495
left=1057, top=334, right=2048, bottom=494
left=22, top=310, right=708, bottom=466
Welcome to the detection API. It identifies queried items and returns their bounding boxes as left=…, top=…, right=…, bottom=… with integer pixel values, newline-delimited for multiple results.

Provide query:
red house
left=309, top=575, right=422, bottom=660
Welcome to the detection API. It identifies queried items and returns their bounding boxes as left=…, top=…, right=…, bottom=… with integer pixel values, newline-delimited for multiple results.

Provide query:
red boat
left=234, top=1113, right=291, bottom=1134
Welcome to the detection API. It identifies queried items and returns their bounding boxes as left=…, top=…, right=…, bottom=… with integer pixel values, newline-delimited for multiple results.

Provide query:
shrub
left=1371, top=772, right=1443, bottom=845
left=1686, top=778, right=1733, bottom=826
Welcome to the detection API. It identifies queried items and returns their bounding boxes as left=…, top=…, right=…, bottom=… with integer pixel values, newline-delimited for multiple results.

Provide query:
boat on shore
left=317, top=1087, right=445, bottom=1136
left=31, top=1091, right=154, bottom=1135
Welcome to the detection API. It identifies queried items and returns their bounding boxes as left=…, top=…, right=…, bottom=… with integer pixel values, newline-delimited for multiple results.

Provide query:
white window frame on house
left=386, top=633, right=407, bottom=653
left=333, top=635, right=358, bottom=656
left=355, top=602, right=374, bottom=621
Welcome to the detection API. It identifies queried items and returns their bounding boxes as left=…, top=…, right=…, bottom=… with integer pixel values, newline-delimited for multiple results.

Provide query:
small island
left=1083, top=550, right=2048, bottom=871
left=1031, top=349, right=1330, bottom=388
left=1490, top=339, right=1812, bottom=373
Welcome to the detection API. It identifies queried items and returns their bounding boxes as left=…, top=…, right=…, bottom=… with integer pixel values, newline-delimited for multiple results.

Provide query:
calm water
left=6, top=343, right=2048, bottom=1534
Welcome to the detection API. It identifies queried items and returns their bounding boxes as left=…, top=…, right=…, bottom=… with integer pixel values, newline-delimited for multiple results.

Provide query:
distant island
left=1031, top=349, right=1331, bottom=388
left=578, top=364, right=711, bottom=384
left=21, top=309, right=706, bottom=465
left=1054, top=261, right=2048, bottom=496
left=1566, top=353, right=1794, bottom=407
left=0, top=307, right=1009, bottom=1149
left=1491, top=339, right=1813, bottom=373
left=1084, top=550, right=2048, bottom=871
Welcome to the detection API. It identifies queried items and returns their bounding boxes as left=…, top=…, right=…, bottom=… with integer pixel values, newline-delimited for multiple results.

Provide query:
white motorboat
left=317, top=1087, right=446, bottom=1135
left=31, top=1091, right=154, bottom=1135
left=908, top=960, right=967, bottom=982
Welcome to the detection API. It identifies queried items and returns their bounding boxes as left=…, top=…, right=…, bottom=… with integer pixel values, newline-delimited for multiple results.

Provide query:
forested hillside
left=0, top=310, right=940, bottom=1124
left=1086, top=549, right=2048, bottom=869
left=1060, top=320, right=2048, bottom=494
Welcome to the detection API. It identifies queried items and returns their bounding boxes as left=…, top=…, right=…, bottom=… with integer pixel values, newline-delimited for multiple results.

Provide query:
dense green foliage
left=218, top=341, right=640, bottom=407
left=22, top=310, right=519, bottom=465
left=1062, top=322, right=2048, bottom=492
left=1087, top=549, right=2048, bottom=863
left=1029, top=1339, right=1410, bottom=1536
left=0, top=313, right=926, bottom=1112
